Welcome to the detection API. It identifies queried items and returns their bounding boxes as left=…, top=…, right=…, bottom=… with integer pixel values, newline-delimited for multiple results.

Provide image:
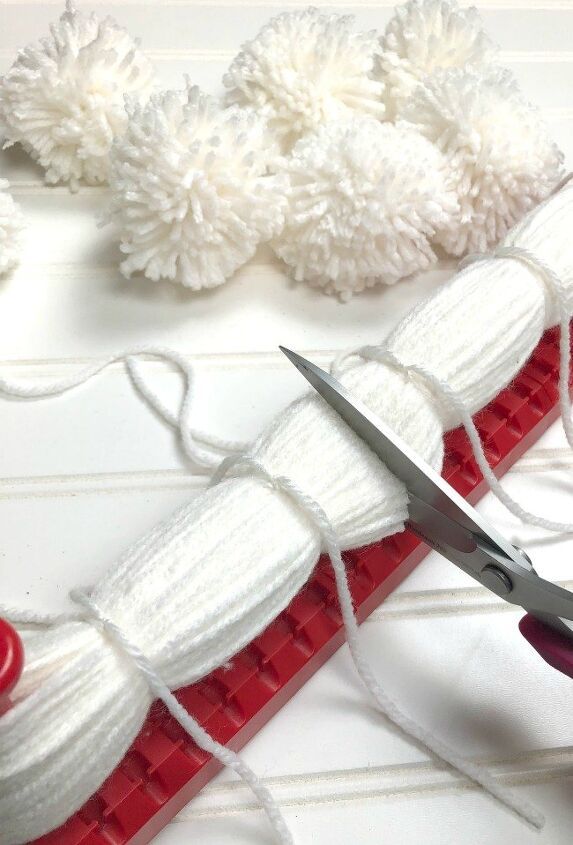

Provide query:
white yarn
left=70, top=588, right=294, bottom=845
left=107, top=84, right=286, bottom=289
left=465, top=244, right=573, bottom=450
left=2, top=451, right=537, bottom=845
left=272, top=118, right=459, bottom=299
left=0, top=345, right=248, bottom=468
left=377, top=0, right=498, bottom=119
left=223, top=8, right=385, bottom=152
left=0, top=180, right=24, bottom=275
left=401, top=66, right=564, bottom=255
left=0, top=1, right=154, bottom=189
left=355, top=343, right=573, bottom=534
left=334, top=193, right=573, bottom=533
left=213, top=455, right=542, bottom=830
left=2, top=182, right=573, bottom=843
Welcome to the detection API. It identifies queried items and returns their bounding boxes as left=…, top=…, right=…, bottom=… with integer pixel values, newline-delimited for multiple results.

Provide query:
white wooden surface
left=1, top=2, right=572, bottom=843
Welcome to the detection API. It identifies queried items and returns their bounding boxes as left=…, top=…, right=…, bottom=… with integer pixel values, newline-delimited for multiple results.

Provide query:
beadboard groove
left=2, top=0, right=573, bottom=8
left=0, top=468, right=208, bottom=499
left=0, top=349, right=335, bottom=370
left=367, top=580, right=573, bottom=620
left=174, top=747, right=573, bottom=820
left=0, top=444, right=563, bottom=499
left=3, top=6, right=573, bottom=53
left=509, top=448, right=573, bottom=472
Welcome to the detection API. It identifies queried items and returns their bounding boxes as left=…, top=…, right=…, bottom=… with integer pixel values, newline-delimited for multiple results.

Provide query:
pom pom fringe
left=224, top=7, right=385, bottom=151
left=107, top=84, right=287, bottom=289
left=0, top=1, right=154, bottom=188
left=401, top=66, right=564, bottom=255
left=377, top=0, right=498, bottom=119
left=272, top=118, right=459, bottom=298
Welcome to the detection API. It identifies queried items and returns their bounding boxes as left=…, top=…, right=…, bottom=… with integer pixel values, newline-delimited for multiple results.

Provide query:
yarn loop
left=0, top=345, right=248, bottom=469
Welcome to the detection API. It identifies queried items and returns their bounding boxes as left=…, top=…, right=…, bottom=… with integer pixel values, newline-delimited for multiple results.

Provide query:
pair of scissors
left=281, top=347, right=573, bottom=680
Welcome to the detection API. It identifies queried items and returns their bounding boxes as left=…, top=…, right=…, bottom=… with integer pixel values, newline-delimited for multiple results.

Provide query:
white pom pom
left=0, top=1, right=154, bottom=188
left=272, top=118, right=459, bottom=300
left=108, top=85, right=287, bottom=290
left=0, top=180, right=25, bottom=275
left=224, top=8, right=385, bottom=151
left=378, top=0, right=498, bottom=119
left=402, top=67, right=564, bottom=255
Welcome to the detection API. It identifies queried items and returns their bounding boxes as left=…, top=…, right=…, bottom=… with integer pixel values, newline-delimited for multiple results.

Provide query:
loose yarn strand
left=0, top=347, right=248, bottom=469
left=124, top=352, right=248, bottom=465
left=358, top=346, right=573, bottom=534
left=212, top=455, right=543, bottom=829
left=69, top=589, right=294, bottom=845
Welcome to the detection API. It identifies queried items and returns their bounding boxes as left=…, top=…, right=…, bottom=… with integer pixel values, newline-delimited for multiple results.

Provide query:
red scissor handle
left=0, top=618, right=24, bottom=714
left=519, top=613, right=573, bottom=679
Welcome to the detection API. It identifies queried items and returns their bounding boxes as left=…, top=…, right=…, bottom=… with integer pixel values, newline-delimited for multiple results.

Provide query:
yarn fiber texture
left=0, top=180, right=24, bottom=275
left=0, top=1, right=154, bottom=188
left=272, top=117, right=459, bottom=298
left=377, top=0, right=498, bottom=119
left=90, top=0, right=562, bottom=295
left=1, top=182, right=573, bottom=845
left=223, top=7, right=385, bottom=151
left=401, top=66, right=564, bottom=255
left=107, top=85, right=286, bottom=289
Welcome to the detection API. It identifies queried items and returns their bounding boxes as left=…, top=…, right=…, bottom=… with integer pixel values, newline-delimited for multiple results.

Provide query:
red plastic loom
left=0, top=324, right=569, bottom=845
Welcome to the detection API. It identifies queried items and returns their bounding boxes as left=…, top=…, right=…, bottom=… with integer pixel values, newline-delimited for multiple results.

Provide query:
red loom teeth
left=20, top=325, right=566, bottom=845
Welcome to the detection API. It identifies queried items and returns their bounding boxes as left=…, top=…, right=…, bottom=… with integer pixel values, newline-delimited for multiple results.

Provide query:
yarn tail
left=213, top=455, right=544, bottom=831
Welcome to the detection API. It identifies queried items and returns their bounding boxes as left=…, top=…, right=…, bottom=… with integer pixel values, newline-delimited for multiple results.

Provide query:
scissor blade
left=280, top=346, right=524, bottom=568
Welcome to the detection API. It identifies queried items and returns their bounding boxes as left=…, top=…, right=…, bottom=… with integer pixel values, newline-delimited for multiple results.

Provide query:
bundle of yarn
left=1, top=175, right=573, bottom=845
left=0, top=0, right=564, bottom=295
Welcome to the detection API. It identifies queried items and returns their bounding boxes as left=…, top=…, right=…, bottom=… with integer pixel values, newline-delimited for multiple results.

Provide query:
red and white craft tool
left=0, top=324, right=569, bottom=844
left=282, top=344, right=573, bottom=679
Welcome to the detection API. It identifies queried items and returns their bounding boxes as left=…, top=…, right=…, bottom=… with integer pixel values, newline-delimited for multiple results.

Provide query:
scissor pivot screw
left=481, top=565, right=512, bottom=596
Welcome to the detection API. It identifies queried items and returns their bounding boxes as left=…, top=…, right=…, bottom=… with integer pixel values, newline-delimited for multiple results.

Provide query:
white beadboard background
left=1, top=2, right=573, bottom=844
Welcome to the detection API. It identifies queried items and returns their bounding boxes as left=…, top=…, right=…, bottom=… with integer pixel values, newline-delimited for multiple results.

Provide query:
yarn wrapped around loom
left=1, top=183, right=573, bottom=844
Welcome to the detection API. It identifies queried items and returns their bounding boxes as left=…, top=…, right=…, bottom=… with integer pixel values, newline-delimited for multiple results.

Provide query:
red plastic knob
left=519, top=613, right=573, bottom=679
left=0, top=618, right=24, bottom=712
